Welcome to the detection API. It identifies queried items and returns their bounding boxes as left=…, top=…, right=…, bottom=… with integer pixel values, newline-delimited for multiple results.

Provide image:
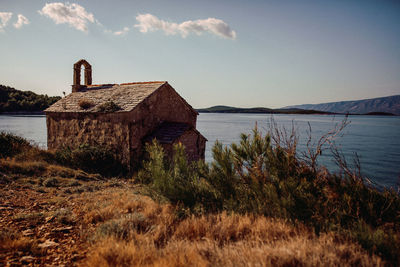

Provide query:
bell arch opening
left=72, top=59, right=92, bottom=92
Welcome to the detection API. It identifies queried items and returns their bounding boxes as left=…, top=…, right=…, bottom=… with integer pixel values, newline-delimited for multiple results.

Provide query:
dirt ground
left=0, top=175, right=130, bottom=266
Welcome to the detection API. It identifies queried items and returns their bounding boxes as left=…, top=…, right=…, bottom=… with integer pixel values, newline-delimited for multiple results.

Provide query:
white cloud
left=134, top=13, right=236, bottom=40
left=0, top=12, right=13, bottom=32
left=114, top=26, right=130, bottom=36
left=14, top=14, right=30, bottom=29
left=39, top=2, right=96, bottom=32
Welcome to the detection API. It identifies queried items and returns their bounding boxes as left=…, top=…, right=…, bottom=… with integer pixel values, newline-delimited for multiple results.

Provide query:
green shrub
left=138, top=141, right=220, bottom=212
left=0, top=132, right=57, bottom=165
left=0, top=132, right=31, bottom=158
left=55, top=144, right=126, bottom=177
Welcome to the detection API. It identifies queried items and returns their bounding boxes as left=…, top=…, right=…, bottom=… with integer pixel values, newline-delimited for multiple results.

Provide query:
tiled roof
left=145, top=122, right=191, bottom=144
left=45, top=81, right=166, bottom=113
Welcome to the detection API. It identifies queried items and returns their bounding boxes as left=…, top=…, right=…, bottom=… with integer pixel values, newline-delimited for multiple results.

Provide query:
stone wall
left=176, top=130, right=206, bottom=161
left=160, top=130, right=206, bottom=162
left=127, top=83, right=198, bottom=165
left=46, top=112, right=131, bottom=166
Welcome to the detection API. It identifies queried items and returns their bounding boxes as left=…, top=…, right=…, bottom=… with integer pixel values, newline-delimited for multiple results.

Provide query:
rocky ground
left=0, top=173, right=132, bottom=266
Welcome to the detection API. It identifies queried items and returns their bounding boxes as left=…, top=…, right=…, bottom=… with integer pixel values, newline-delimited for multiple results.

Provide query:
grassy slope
left=0, top=161, right=381, bottom=266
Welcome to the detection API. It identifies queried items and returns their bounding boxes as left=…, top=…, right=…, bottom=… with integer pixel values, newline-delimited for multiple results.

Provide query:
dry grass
left=0, top=229, right=41, bottom=256
left=78, top=189, right=382, bottom=267
left=0, top=159, right=47, bottom=176
left=83, top=236, right=382, bottom=267
left=0, top=158, right=99, bottom=182
left=0, top=237, right=38, bottom=254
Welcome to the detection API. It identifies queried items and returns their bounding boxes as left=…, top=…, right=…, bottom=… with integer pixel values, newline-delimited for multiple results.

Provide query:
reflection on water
left=0, top=114, right=399, bottom=188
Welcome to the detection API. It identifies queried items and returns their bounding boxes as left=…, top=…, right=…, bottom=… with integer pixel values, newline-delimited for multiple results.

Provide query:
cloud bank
left=4, top=6, right=235, bottom=39
left=14, top=14, right=30, bottom=29
left=134, top=13, right=236, bottom=39
left=39, top=2, right=96, bottom=32
left=114, top=26, right=130, bottom=36
left=0, top=12, right=13, bottom=32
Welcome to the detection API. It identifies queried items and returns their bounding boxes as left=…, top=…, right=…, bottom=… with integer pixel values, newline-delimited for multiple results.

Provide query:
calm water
left=1, top=114, right=399, bottom=188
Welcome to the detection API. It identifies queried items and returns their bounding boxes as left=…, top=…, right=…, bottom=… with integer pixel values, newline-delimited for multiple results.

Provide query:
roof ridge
left=86, top=84, right=116, bottom=88
left=85, top=81, right=166, bottom=88
left=120, top=81, right=166, bottom=86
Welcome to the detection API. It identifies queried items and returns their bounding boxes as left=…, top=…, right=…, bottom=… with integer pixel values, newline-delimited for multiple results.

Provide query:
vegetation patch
left=0, top=132, right=31, bottom=158
left=0, top=159, right=47, bottom=177
left=78, top=99, right=95, bottom=109
left=55, top=144, right=126, bottom=177
left=52, top=208, right=75, bottom=225
left=97, top=101, right=121, bottom=113
left=93, top=212, right=149, bottom=241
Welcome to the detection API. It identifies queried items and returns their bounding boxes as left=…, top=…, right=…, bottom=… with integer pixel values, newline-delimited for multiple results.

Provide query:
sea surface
left=1, top=114, right=399, bottom=188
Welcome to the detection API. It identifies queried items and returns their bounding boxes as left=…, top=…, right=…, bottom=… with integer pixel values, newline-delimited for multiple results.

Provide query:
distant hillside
left=197, top=105, right=334, bottom=114
left=284, top=95, right=400, bottom=115
left=0, top=85, right=61, bottom=113
left=198, top=105, right=272, bottom=113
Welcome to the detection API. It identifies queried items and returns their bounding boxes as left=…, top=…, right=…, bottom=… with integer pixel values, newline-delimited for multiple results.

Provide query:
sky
left=0, top=0, right=399, bottom=108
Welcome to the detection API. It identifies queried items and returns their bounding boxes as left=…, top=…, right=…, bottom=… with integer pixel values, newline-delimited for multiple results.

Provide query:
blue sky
left=0, top=0, right=399, bottom=108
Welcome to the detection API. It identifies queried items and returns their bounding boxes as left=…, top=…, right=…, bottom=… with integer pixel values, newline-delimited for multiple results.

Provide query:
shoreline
left=197, top=111, right=398, bottom=116
left=1, top=111, right=398, bottom=116
left=0, top=111, right=45, bottom=115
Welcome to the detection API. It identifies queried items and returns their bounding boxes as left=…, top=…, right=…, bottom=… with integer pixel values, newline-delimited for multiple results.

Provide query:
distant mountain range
left=284, top=95, right=400, bottom=115
left=197, top=106, right=334, bottom=115
left=198, top=95, right=400, bottom=116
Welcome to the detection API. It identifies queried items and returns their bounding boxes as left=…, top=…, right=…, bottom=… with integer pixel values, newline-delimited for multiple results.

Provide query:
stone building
left=45, top=59, right=206, bottom=169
